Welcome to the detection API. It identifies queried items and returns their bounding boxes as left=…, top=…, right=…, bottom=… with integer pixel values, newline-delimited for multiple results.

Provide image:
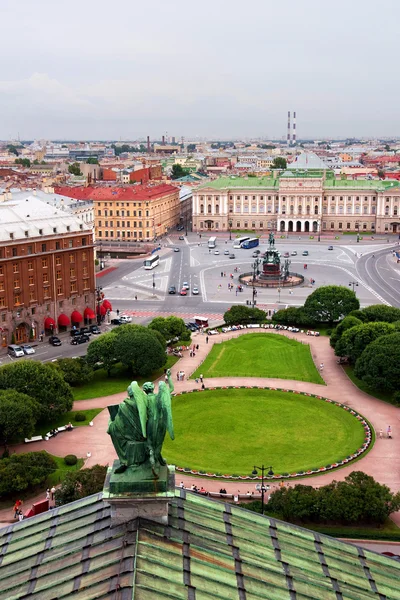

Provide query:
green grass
left=191, top=334, right=324, bottom=384
left=163, top=389, right=366, bottom=475
left=34, top=409, right=103, bottom=437
left=72, top=356, right=179, bottom=401
left=344, top=365, right=396, bottom=405
left=47, top=454, right=84, bottom=487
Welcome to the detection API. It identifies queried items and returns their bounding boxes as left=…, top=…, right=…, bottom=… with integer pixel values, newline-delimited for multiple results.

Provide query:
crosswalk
left=121, top=310, right=224, bottom=320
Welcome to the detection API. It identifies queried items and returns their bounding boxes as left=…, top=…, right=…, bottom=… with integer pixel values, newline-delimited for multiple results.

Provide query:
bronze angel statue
left=107, top=369, right=174, bottom=477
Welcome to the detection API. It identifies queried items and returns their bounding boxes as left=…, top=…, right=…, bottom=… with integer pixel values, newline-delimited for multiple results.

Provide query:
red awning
left=102, top=299, right=112, bottom=311
left=44, top=317, right=56, bottom=329
left=58, top=314, right=70, bottom=327
left=84, top=307, right=96, bottom=320
left=71, top=311, right=83, bottom=323
left=96, top=304, right=106, bottom=316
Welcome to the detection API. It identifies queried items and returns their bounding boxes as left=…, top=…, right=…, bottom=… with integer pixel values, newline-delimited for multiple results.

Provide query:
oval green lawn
left=191, top=333, right=324, bottom=384
left=163, top=389, right=366, bottom=475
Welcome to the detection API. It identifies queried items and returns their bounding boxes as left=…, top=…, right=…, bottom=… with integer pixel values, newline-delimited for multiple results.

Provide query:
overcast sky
left=1, top=0, right=399, bottom=140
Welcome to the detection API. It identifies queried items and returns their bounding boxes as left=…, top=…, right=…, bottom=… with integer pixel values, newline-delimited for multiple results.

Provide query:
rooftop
left=288, top=152, right=329, bottom=170
left=198, top=176, right=279, bottom=190
left=0, top=489, right=399, bottom=599
left=54, top=184, right=179, bottom=202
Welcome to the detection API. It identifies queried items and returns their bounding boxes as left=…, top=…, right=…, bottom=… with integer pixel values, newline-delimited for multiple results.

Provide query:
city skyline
left=1, top=0, right=399, bottom=140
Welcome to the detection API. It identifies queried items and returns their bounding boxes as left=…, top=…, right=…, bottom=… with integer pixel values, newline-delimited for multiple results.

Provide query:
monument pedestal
left=103, top=460, right=175, bottom=526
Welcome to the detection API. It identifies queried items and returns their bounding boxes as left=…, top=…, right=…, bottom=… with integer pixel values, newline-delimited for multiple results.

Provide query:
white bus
left=208, top=236, right=217, bottom=248
left=143, top=254, right=160, bottom=269
left=233, top=236, right=251, bottom=249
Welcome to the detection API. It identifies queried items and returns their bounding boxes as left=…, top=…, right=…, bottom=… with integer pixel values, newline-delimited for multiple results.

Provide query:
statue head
left=143, top=382, right=155, bottom=395
left=127, top=381, right=138, bottom=397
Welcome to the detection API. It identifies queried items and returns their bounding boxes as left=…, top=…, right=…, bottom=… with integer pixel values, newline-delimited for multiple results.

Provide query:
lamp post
left=228, top=219, right=232, bottom=241
left=356, top=221, right=360, bottom=243
left=251, top=465, right=274, bottom=515
left=152, top=272, right=156, bottom=290
left=349, top=280, right=359, bottom=293
left=252, top=257, right=261, bottom=307
left=318, top=219, right=321, bottom=242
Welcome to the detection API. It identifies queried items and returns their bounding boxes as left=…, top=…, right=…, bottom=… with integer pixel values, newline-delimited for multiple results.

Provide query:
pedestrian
left=180, top=481, right=184, bottom=489
left=135, top=295, right=138, bottom=301
left=224, top=272, right=226, bottom=277
left=236, top=289, right=238, bottom=296
left=206, top=336, right=209, bottom=344
left=177, top=372, right=179, bottom=381
left=46, top=488, right=50, bottom=500
left=320, top=362, right=324, bottom=371
left=221, top=271, right=223, bottom=277
left=18, top=510, right=24, bottom=522
left=387, top=426, right=392, bottom=439
left=181, top=371, right=185, bottom=381
left=201, top=383, right=205, bottom=390
left=200, top=374, right=203, bottom=383
left=196, top=344, right=199, bottom=350
left=13, top=500, right=22, bottom=518
left=379, top=429, right=383, bottom=439
left=51, top=486, right=56, bottom=501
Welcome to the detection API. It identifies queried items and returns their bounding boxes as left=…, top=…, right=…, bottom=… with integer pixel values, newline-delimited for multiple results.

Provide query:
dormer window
left=66, top=226, right=70, bottom=232
left=39, top=229, right=43, bottom=235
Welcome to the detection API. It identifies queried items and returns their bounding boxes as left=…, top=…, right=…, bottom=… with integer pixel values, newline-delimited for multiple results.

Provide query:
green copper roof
left=324, top=178, right=400, bottom=190
left=0, top=489, right=399, bottom=599
left=198, top=176, right=278, bottom=190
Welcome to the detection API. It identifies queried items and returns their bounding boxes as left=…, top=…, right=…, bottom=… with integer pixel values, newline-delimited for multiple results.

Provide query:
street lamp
left=152, top=272, right=156, bottom=290
left=228, top=219, right=232, bottom=241
left=318, top=219, right=321, bottom=243
left=252, top=258, right=261, bottom=307
left=356, top=222, right=360, bottom=243
left=349, top=281, right=359, bottom=293
left=251, top=465, right=274, bottom=515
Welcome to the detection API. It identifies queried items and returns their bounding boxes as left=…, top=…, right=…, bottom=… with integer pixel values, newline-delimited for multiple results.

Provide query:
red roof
left=54, top=183, right=178, bottom=202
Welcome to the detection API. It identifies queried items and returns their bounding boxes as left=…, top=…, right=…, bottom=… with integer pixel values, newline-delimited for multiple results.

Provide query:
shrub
left=64, top=454, right=78, bottom=466
left=392, top=391, right=400, bottom=406
left=55, top=464, right=107, bottom=506
left=74, top=412, right=86, bottom=422
left=0, top=451, right=57, bottom=498
left=224, top=305, right=265, bottom=325
left=54, top=358, right=93, bottom=387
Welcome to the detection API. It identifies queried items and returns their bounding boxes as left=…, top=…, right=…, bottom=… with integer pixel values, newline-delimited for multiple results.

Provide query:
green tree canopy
left=86, top=157, right=99, bottom=164
left=148, top=316, right=186, bottom=341
left=330, top=315, right=363, bottom=349
left=335, top=322, right=394, bottom=362
left=303, top=285, right=360, bottom=325
left=52, top=358, right=93, bottom=387
left=360, top=305, right=400, bottom=323
left=113, top=325, right=166, bottom=376
left=187, top=144, right=196, bottom=152
left=0, top=362, right=73, bottom=421
left=354, top=332, right=400, bottom=391
left=171, top=164, right=190, bottom=179
left=271, top=157, right=287, bottom=170
left=0, top=390, right=38, bottom=446
left=86, top=332, right=117, bottom=376
left=7, top=144, right=19, bottom=156
left=68, top=162, right=82, bottom=176
left=272, top=307, right=315, bottom=327
left=224, top=305, right=266, bottom=325
left=55, top=464, right=107, bottom=506
left=15, top=157, right=31, bottom=167
left=0, top=451, right=57, bottom=498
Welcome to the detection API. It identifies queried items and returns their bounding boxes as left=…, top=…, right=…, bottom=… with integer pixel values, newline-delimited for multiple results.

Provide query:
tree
left=86, top=332, right=117, bottom=376
left=86, top=157, right=99, bottom=164
left=303, top=285, right=360, bottom=325
left=377, top=168, right=385, bottom=179
left=0, top=361, right=73, bottom=421
left=15, top=157, right=31, bottom=168
left=360, top=304, right=400, bottom=324
left=113, top=325, right=166, bottom=376
left=0, top=390, right=38, bottom=446
left=354, top=332, right=400, bottom=391
left=0, top=451, right=57, bottom=498
left=171, top=164, right=190, bottom=179
left=385, top=144, right=390, bottom=152
left=187, top=144, right=196, bottom=152
left=224, top=305, right=265, bottom=325
left=53, top=358, right=93, bottom=387
left=271, top=157, right=287, bottom=170
left=55, top=464, right=107, bottom=506
left=330, top=315, right=362, bottom=349
left=272, top=307, right=315, bottom=327
left=68, top=162, right=82, bottom=176
left=7, top=144, right=19, bottom=156
left=148, top=316, right=186, bottom=341
left=335, top=322, right=394, bottom=362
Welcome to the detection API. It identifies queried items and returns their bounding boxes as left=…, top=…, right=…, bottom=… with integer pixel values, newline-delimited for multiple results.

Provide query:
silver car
left=21, top=344, right=35, bottom=355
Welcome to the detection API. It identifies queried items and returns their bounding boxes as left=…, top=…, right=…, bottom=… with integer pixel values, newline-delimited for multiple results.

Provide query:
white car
left=119, top=315, right=132, bottom=323
left=21, top=344, right=35, bottom=355
left=182, top=281, right=190, bottom=290
left=224, top=249, right=230, bottom=255
left=214, top=250, right=220, bottom=255
left=192, top=286, right=199, bottom=295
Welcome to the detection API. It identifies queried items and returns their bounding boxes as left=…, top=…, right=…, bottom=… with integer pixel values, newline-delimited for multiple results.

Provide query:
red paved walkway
left=2, top=328, right=400, bottom=527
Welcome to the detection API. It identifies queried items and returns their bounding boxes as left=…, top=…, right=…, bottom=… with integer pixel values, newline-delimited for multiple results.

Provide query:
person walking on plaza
left=387, top=426, right=392, bottom=439
left=206, top=336, right=209, bottom=344
left=13, top=499, right=22, bottom=519
left=379, top=429, right=383, bottom=439
left=320, top=362, right=324, bottom=371
left=200, top=374, right=203, bottom=383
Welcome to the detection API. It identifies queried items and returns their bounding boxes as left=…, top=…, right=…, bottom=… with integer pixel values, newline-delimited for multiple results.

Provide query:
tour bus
left=233, top=236, right=251, bottom=249
left=143, top=254, right=160, bottom=270
left=241, top=237, right=260, bottom=249
left=208, top=236, right=217, bottom=248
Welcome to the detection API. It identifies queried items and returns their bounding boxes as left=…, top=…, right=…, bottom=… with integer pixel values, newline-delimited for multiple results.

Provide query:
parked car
left=179, top=235, right=185, bottom=241
left=7, top=344, right=25, bottom=358
left=174, top=247, right=180, bottom=252
left=229, top=253, right=236, bottom=259
left=21, top=344, right=35, bottom=355
left=291, top=250, right=297, bottom=256
left=182, top=281, right=190, bottom=290
left=70, top=329, right=81, bottom=337
left=283, top=251, right=290, bottom=258
left=180, top=288, right=187, bottom=296
left=111, top=318, right=123, bottom=325
left=70, top=334, right=90, bottom=345
left=177, top=225, right=184, bottom=231
left=188, top=322, right=200, bottom=330
left=89, top=325, right=101, bottom=335
left=79, top=326, right=91, bottom=336
left=168, top=285, right=177, bottom=294
left=192, top=286, right=199, bottom=295
left=119, top=315, right=132, bottom=323
left=302, top=250, right=309, bottom=256
left=224, top=249, right=230, bottom=255
left=328, top=245, right=334, bottom=250
left=214, top=250, right=220, bottom=255
left=49, top=336, right=62, bottom=346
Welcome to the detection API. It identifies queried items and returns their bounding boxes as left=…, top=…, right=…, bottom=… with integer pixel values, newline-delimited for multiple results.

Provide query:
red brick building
left=0, top=197, right=95, bottom=346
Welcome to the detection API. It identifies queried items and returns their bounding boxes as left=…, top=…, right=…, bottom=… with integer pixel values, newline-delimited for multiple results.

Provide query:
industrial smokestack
left=147, top=136, right=150, bottom=153
left=162, top=135, right=165, bottom=145
left=292, top=112, right=297, bottom=144
left=287, top=111, right=291, bottom=146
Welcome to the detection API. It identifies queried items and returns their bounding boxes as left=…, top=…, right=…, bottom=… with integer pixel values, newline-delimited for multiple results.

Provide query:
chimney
left=287, top=111, right=291, bottom=146
left=293, top=111, right=297, bottom=144
left=147, top=136, right=151, bottom=153
left=162, top=135, right=165, bottom=145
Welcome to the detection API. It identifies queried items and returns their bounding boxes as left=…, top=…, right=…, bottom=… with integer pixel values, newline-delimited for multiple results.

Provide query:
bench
left=24, top=436, right=43, bottom=443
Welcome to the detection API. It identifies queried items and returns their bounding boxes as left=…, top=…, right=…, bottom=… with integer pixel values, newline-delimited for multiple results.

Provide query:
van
left=8, top=344, right=25, bottom=358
